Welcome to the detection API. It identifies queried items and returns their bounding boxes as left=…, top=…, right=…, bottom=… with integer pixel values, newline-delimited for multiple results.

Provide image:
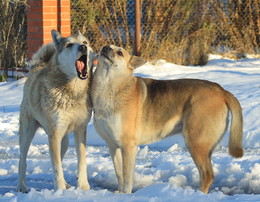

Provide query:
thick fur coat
left=17, top=30, right=95, bottom=192
left=91, top=45, right=243, bottom=194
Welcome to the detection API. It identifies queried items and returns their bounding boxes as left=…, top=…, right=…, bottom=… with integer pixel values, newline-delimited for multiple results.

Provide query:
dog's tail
left=225, top=91, right=243, bottom=158
left=29, top=43, right=56, bottom=70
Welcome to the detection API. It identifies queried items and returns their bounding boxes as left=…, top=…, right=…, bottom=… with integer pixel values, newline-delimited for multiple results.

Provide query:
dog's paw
left=78, top=181, right=90, bottom=190
left=17, top=185, right=28, bottom=193
left=66, top=183, right=72, bottom=189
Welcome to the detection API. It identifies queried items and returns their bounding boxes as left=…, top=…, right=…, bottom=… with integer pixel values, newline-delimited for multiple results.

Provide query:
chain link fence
left=0, top=0, right=259, bottom=79
left=71, top=0, right=136, bottom=54
left=71, top=0, right=260, bottom=65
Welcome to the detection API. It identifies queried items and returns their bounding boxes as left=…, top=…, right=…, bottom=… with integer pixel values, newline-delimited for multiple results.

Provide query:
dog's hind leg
left=108, top=145, right=124, bottom=192
left=17, top=115, right=38, bottom=192
left=183, top=102, right=227, bottom=193
left=74, top=126, right=90, bottom=190
left=183, top=124, right=214, bottom=193
left=187, top=143, right=214, bottom=194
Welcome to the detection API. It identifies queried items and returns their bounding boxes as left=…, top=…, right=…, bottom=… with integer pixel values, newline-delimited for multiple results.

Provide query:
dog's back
left=29, top=42, right=56, bottom=72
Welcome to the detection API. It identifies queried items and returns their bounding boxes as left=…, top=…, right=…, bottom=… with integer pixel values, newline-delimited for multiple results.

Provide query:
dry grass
left=1, top=0, right=259, bottom=77
left=71, top=0, right=134, bottom=53
left=72, top=0, right=259, bottom=65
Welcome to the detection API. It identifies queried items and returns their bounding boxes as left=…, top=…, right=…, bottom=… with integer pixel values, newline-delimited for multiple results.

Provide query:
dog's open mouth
left=75, top=54, right=88, bottom=80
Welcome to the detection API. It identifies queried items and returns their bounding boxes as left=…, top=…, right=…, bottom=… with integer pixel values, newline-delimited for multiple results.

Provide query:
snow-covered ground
left=0, top=55, right=260, bottom=201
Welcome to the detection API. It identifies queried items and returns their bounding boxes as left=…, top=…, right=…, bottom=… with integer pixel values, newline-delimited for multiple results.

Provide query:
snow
left=0, top=56, right=260, bottom=201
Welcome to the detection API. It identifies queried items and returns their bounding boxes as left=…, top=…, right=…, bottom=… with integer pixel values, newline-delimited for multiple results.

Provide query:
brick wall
left=27, top=0, right=71, bottom=58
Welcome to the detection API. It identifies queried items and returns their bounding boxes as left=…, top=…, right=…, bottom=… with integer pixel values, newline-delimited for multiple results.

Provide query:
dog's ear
left=129, top=56, right=147, bottom=69
left=51, top=30, right=63, bottom=50
left=75, top=29, right=83, bottom=36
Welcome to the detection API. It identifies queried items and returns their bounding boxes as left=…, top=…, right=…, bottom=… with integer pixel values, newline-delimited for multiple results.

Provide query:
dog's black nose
left=79, top=45, right=87, bottom=52
left=102, top=45, right=113, bottom=53
left=101, top=45, right=114, bottom=60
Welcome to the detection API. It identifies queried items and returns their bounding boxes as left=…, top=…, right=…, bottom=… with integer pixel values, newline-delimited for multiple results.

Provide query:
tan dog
left=17, top=30, right=95, bottom=192
left=91, top=45, right=243, bottom=194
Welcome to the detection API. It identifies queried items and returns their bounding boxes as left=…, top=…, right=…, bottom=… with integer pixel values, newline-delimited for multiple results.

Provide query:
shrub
left=0, top=0, right=27, bottom=80
left=71, top=0, right=260, bottom=65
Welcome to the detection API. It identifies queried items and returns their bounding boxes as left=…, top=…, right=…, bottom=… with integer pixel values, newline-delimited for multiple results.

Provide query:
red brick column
left=27, top=0, right=71, bottom=58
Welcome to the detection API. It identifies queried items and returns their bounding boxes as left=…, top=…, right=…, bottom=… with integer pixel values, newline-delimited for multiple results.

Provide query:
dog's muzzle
left=101, top=46, right=114, bottom=63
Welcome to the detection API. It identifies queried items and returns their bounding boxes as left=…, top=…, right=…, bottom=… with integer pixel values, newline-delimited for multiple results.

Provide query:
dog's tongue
left=76, top=60, right=85, bottom=73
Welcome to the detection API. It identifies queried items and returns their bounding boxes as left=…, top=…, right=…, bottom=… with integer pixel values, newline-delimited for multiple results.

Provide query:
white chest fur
left=94, top=112, right=123, bottom=147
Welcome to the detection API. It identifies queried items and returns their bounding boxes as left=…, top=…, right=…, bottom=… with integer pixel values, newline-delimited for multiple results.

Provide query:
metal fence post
left=135, top=0, right=141, bottom=56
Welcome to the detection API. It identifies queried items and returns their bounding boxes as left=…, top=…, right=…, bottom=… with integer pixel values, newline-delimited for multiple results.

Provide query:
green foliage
left=0, top=74, right=7, bottom=82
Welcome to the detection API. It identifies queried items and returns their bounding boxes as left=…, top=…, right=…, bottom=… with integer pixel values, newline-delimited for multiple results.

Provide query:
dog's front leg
left=121, top=144, right=137, bottom=193
left=17, top=117, right=38, bottom=193
left=74, top=126, right=90, bottom=190
left=48, top=133, right=67, bottom=190
left=108, top=145, right=124, bottom=192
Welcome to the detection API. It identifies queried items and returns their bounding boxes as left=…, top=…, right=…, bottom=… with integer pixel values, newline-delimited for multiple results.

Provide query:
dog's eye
left=66, top=43, right=73, bottom=48
left=83, top=41, right=88, bottom=45
left=117, top=51, right=124, bottom=57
